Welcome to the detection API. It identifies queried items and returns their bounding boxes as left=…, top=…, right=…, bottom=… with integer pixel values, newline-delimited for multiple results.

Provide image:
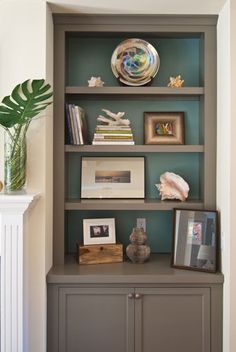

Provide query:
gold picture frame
left=144, top=112, right=185, bottom=145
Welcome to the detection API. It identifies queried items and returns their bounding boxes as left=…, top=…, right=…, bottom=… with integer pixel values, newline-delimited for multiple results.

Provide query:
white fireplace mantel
left=0, top=192, right=38, bottom=352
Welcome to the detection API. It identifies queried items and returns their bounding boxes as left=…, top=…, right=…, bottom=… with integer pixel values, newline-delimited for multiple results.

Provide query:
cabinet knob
left=135, top=293, right=142, bottom=299
left=128, top=293, right=134, bottom=299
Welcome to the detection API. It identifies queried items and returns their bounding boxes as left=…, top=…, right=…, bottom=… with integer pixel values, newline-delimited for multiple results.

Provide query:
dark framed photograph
left=171, top=209, right=218, bottom=273
left=81, top=156, right=145, bottom=199
left=144, top=112, right=184, bottom=145
left=83, top=218, right=116, bottom=245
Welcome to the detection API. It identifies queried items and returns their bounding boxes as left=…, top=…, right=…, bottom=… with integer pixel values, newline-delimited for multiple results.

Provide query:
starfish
left=168, top=75, right=184, bottom=88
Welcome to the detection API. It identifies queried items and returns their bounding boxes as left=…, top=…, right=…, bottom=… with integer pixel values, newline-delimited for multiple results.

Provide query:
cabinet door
left=134, top=288, right=210, bottom=352
left=58, top=287, right=134, bottom=352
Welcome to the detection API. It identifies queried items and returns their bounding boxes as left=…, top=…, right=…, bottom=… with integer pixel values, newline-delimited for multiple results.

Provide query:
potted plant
left=0, top=79, right=53, bottom=192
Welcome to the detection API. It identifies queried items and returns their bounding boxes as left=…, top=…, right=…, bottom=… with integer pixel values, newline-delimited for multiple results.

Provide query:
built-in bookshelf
left=53, top=14, right=217, bottom=266
left=48, top=15, right=222, bottom=352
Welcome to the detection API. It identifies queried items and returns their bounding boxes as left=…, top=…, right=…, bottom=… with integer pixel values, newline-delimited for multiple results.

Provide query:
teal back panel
left=65, top=210, right=173, bottom=254
left=66, top=36, right=201, bottom=87
left=66, top=99, right=200, bottom=145
left=66, top=152, right=201, bottom=199
left=65, top=35, right=202, bottom=256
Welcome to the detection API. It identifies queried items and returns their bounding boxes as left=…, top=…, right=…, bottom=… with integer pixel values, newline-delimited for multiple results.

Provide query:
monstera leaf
left=0, top=79, right=53, bottom=128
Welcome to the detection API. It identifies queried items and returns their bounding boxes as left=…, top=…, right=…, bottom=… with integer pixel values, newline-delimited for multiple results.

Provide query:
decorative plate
left=111, top=38, right=160, bottom=86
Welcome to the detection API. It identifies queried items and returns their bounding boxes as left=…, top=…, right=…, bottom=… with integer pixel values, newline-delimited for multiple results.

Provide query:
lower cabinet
left=48, top=285, right=221, bottom=352
left=134, top=288, right=210, bottom=352
left=58, top=287, right=134, bottom=352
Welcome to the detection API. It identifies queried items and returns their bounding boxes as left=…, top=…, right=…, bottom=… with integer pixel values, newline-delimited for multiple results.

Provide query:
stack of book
left=92, top=125, right=135, bottom=145
left=65, top=103, right=88, bottom=145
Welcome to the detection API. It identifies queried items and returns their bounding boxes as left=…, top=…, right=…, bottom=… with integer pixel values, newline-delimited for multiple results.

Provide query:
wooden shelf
left=47, top=254, right=223, bottom=285
left=66, top=86, right=204, bottom=96
left=65, top=199, right=204, bottom=211
left=65, top=145, right=204, bottom=153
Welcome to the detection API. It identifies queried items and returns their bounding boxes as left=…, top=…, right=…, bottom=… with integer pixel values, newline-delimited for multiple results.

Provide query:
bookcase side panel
left=53, top=25, right=66, bottom=265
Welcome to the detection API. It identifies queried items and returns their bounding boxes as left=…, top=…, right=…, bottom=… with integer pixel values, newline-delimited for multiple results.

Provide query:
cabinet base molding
left=77, top=243, right=123, bottom=264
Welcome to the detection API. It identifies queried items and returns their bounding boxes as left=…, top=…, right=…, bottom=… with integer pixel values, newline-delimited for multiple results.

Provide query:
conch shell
left=155, top=172, right=189, bottom=201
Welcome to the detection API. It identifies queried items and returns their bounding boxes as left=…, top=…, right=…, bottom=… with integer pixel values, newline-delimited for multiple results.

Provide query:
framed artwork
left=81, top=156, right=145, bottom=199
left=171, top=209, right=218, bottom=273
left=83, top=218, right=116, bottom=245
left=144, top=112, right=184, bottom=145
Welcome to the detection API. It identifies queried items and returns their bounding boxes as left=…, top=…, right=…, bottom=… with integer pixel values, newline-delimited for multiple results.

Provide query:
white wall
left=0, top=1, right=53, bottom=351
left=1, top=0, right=235, bottom=351
left=229, top=1, right=236, bottom=350
left=218, top=2, right=236, bottom=351
left=48, top=0, right=226, bottom=14
left=217, top=2, right=231, bottom=351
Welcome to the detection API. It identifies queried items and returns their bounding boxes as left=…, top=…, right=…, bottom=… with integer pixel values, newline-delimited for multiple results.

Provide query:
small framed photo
left=83, top=218, right=116, bottom=245
left=171, top=209, right=218, bottom=273
left=144, top=112, right=184, bottom=145
left=81, top=156, right=145, bottom=199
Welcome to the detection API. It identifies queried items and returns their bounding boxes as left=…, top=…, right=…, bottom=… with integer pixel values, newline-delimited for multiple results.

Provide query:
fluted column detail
left=0, top=193, right=37, bottom=352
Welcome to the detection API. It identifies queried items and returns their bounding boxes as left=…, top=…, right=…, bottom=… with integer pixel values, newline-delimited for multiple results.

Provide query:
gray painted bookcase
left=47, top=15, right=223, bottom=352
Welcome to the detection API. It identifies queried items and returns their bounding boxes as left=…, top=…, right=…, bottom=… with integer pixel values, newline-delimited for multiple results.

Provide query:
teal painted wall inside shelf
left=66, top=152, right=201, bottom=200
left=65, top=153, right=201, bottom=253
left=65, top=210, right=173, bottom=254
left=64, top=35, right=203, bottom=256
left=66, top=99, right=201, bottom=145
left=66, top=36, right=201, bottom=87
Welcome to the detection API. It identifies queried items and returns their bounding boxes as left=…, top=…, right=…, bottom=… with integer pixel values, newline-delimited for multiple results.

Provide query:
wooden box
left=77, top=243, right=123, bottom=265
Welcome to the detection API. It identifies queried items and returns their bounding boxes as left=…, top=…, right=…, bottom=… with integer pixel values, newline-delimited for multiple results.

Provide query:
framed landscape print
left=83, top=218, right=116, bottom=245
left=171, top=209, right=218, bottom=273
left=144, top=112, right=184, bottom=145
left=81, top=156, right=145, bottom=199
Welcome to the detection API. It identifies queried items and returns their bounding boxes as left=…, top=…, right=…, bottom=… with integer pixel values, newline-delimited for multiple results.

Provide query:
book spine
left=68, top=104, right=77, bottom=144
left=79, top=106, right=89, bottom=144
left=94, top=139, right=133, bottom=142
left=94, top=134, right=133, bottom=138
left=65, top=103, right=73, bottom=144
left=92, top=141, right=135, bottom=145
left=96, top=125, right=131, bottom=130
left=74, top=105, right=84, bottom=144
left=73, top=105, right=82, bottom=144
left=95, top=130, right=132, bottom=134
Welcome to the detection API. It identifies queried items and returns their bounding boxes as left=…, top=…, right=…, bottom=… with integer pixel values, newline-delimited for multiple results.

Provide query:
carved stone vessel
left=126, top=227, right=150, bottom=264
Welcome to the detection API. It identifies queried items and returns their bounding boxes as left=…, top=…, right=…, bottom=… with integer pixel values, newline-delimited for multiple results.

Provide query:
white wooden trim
left=0, top=193, right=38, bottom=352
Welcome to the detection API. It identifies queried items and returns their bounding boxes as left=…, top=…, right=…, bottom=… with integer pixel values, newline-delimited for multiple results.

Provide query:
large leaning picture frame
left=171, top=209, right=218, bottom=273
left=81, top=156, right=145, bottom=199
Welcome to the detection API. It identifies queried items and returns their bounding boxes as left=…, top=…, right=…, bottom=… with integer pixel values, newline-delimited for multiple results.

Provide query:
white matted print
left=81, top=157, right=145, bottom=198
left=83, top=218, right=116, bottom=245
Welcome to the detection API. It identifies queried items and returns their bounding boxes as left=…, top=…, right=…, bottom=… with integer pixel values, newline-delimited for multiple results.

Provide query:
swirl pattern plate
left=111, top=38, right=160, bottom=86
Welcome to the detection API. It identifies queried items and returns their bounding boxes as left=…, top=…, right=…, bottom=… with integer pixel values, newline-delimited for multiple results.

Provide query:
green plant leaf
left=38, top=84, right=51, bottom=94
left=34, top=92, right=53, bottom=103
left=0, top=79, right=53, bottom=128
left=2, top=96, right=22, bottom=112
left=11, top=84, right=27, bottom=106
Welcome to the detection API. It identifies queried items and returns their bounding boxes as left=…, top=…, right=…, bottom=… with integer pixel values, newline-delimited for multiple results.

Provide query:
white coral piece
left=97, top=109, right=130, bottom=126
left=88, top=76, right=104, bottom=87
left=155, top=172, right=189, bottom=201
